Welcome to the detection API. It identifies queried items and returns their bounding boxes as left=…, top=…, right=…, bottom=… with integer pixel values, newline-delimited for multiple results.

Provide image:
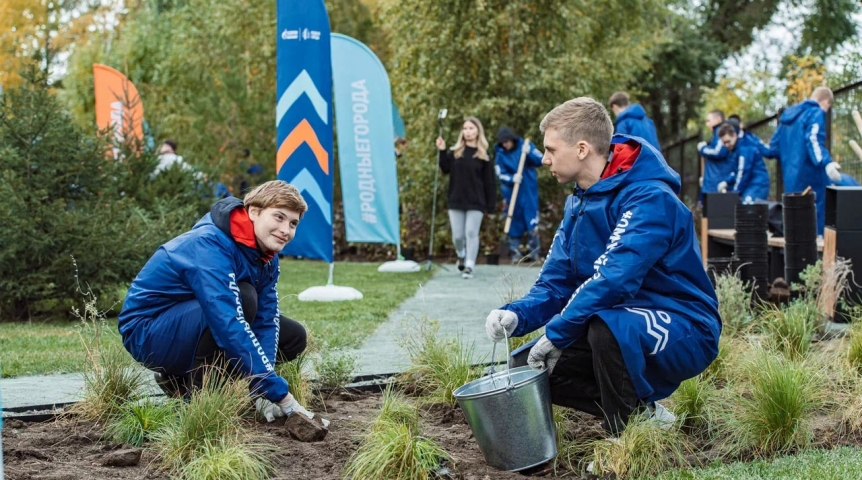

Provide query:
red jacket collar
left=230, top=208, right=274, bottom=262
left=602, top=141, right=640, bottom=180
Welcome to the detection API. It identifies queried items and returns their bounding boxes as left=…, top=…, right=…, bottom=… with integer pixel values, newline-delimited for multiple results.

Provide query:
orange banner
left=93, top=64, right=144, bottom=148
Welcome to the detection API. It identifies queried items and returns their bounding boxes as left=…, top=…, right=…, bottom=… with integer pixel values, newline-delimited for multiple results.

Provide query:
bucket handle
left=489, top=327, right=514, bottom=390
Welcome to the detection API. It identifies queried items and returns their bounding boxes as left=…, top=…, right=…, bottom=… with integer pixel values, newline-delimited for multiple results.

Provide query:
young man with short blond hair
left=119, top=180, right=327, bottom=424
left=485, top=97, right=720, bottom=441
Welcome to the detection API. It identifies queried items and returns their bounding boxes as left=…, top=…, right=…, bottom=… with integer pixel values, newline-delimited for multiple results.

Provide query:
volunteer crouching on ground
left=485, top=97, right=721, bottom=446
left=119, top=180, right=328, bottom=426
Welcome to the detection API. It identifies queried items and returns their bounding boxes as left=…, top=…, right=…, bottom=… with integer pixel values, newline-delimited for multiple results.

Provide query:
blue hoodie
left=119, top=197, right=288, bottom=402
left=725, top=138, right=770, bottom=203
left=768, top=99, right=833, bottom=234
left=699, top=126, right=732, bottom=194
left=503, top=135, right=721, bottom=402
left=495, top=127, right=544, bottom=238
left=614, top=104, right=662, bottom=153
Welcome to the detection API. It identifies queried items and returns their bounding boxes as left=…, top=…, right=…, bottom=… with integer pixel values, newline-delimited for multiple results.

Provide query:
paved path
left=1, top=263, right=541, bottom=410
left=351, top=263, right=541, bottom=376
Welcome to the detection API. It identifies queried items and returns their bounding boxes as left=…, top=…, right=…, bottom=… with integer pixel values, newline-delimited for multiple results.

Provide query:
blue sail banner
left=331, top=33, right=400, bottom=245
left=276, top=0, right=334, bottom=261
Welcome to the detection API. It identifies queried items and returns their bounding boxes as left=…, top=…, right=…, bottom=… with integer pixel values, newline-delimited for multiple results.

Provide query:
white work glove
left=278, top=393, right=330, bottom=428
left=513, top=173, right=523, bottom=184
left=485, top=309, right=519, bottom=342
left=255, top=397, right=285, bottom=423
left=697, top=141, right=707, bottom=152
left=527, top=335, right=563, bottom=374
left=826, top=162, right=842, bottom=183
left=717, top=181, right=728, bottom=194
left=699, top=176, right=703, bottom=188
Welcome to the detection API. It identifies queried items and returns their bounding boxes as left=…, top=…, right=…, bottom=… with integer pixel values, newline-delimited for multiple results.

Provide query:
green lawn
left=0, top=261, right=432, bottom=377
left=652, top=447, right=862, bottom=479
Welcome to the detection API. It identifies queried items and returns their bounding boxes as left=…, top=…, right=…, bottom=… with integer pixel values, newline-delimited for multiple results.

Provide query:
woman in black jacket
left=436, top=116, right=496, bottom=279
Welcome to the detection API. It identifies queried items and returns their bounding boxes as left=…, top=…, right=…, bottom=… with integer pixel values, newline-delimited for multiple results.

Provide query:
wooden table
left=699, top=218, right=823, bottom=268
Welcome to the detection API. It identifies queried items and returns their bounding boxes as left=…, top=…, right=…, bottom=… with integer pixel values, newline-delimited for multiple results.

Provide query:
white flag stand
left=298, top=262, right=363, bottom=302
left=378, top=244, right=420, bottom=273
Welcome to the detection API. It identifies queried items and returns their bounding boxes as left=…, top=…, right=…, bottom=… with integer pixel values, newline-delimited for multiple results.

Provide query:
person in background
left=485, top=98, right=720, bottom=474
left=495, top=126, right=544, bottom=263
left=436, top=117, right=497, bottom=279
left=608, top=92, right=661, bottom=153
left=716, top=122, right=770, bottom=203
left=767, top=87, right=842, bottom=234
left=697, top=110, right=731, bottom=194
left=728, top=114, right=772, bottom=158
left=152, top=139, right=192, bottom=178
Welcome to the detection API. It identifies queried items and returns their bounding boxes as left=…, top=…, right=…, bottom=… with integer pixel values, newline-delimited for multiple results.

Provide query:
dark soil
left=3, top=391, right=547, bottom=480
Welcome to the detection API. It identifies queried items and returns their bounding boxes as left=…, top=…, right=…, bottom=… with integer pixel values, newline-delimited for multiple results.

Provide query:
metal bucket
left=452, top=338, right=557, bottom=471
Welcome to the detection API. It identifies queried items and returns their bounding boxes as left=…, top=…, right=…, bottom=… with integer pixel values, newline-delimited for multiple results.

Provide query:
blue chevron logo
left=290, top=168, right=332, bottom=225
left=277, top=69, right=328, bottom=127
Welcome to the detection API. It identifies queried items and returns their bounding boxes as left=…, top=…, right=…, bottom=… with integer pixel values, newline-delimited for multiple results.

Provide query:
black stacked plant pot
left=706, top=256, right=737, bottom=287
left=782, top=192, right=818, bottom=287
left=734, top=203, right=769, bottom=300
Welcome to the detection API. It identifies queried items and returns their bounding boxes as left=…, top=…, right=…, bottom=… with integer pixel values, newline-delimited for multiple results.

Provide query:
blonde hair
left=451, top=116, right=490, bottom=161
left=540, top=97, right=613, bottom=156
left=811, top=86, right=834, bottom=104
left=244, top=180, right=308, bottom=218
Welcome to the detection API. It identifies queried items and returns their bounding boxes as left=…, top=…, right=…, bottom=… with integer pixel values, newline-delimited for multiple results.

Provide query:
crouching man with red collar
left=485, top=98, right=720, bottom=457
left=119, top=180, right=327, bottom=425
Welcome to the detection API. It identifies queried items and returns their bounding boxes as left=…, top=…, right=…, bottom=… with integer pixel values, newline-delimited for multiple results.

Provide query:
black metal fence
left=661, top=79, right=862, bottom=204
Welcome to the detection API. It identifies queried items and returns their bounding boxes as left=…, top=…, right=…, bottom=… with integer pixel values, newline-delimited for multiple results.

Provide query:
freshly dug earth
left=2, top=391, right=537, bottom=480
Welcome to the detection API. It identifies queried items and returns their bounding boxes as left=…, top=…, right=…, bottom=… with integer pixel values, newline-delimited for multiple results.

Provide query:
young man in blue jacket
left=768, top=87, right=843, bottom=234
left=697, top=110, right=732, bottom=194
left=485, top=97, right=721, bottom=441
left=609, top=92, right=661, bottom=153
left=495, top=126, right=544, bottom=263
left=119, top=180, right=327, bottom=425
left=716, top=122, right=771, bottom=203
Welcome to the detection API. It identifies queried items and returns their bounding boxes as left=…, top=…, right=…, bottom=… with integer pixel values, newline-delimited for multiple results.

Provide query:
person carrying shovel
left=495, top=126, right=544, bottom=264
left=484, top=98, right=721, bottom=453
left=118, top=180, right=328, bottom=427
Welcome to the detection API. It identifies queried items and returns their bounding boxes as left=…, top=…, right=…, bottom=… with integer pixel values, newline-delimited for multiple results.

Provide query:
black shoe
left=457, top=257, right=465, bottom=272
left=154, top=371, right=187, bottom=398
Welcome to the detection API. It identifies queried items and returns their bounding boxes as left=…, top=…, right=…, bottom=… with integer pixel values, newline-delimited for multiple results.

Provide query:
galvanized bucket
left=452, top=336, right=557, bottom=471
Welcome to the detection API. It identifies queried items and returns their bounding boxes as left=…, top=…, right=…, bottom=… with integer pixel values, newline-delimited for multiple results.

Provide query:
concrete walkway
left=1, top=263, right=540, bottom=410
left=351, top=263, right=541, bottom=376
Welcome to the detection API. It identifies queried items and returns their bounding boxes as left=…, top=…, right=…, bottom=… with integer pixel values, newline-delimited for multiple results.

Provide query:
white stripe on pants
left=448, top=209, right=484, bottom=268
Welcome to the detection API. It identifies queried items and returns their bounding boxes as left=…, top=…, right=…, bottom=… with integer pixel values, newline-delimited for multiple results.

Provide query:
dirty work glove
left=697, top=141, right=707, bottom=152
left=717, top=181, right=728, bottom=194
left=255, top=397, right=285, bottom=423
left=485, top=310, right=518, bottom=342
left=278, top=393, right=330, bottom=428
left=826, top=162, right=842, bottom=183
left=527, top=335, right=563, bottom=374
left=513, top=173, right=523, bottom=184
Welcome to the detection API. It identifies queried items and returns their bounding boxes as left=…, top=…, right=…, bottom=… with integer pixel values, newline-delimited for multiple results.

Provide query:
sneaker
left=461, top=267, right=474, bottom=279
left=586, top=437, right=620, bottom=474
left=647, top=401, right=676, bottom=430
left=456, top=257, right=465, bottom=272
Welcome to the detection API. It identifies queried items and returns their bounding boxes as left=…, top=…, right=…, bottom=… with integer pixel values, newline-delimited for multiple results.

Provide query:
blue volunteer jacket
left=503, top=135, right=721, bottom=402
left=614, top=104, right=662, bottom=153
left=495, top=133, right=544, bottom=238
left=699, top=126, right=731, bottom=194
left=768, top=99, right=833, bottom=234
left=725, top=141, right=770, bottom=203
left=119, top=197, right=288, bottom=402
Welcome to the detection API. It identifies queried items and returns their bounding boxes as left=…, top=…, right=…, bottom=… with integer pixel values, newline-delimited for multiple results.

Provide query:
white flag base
left=377, top=259, right=421, bottom=273
left=298, top=284, right=363, bottom=302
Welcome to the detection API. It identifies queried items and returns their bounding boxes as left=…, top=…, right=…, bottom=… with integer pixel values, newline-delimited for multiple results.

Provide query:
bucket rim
left=453, top=365, right=547, bottom=400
